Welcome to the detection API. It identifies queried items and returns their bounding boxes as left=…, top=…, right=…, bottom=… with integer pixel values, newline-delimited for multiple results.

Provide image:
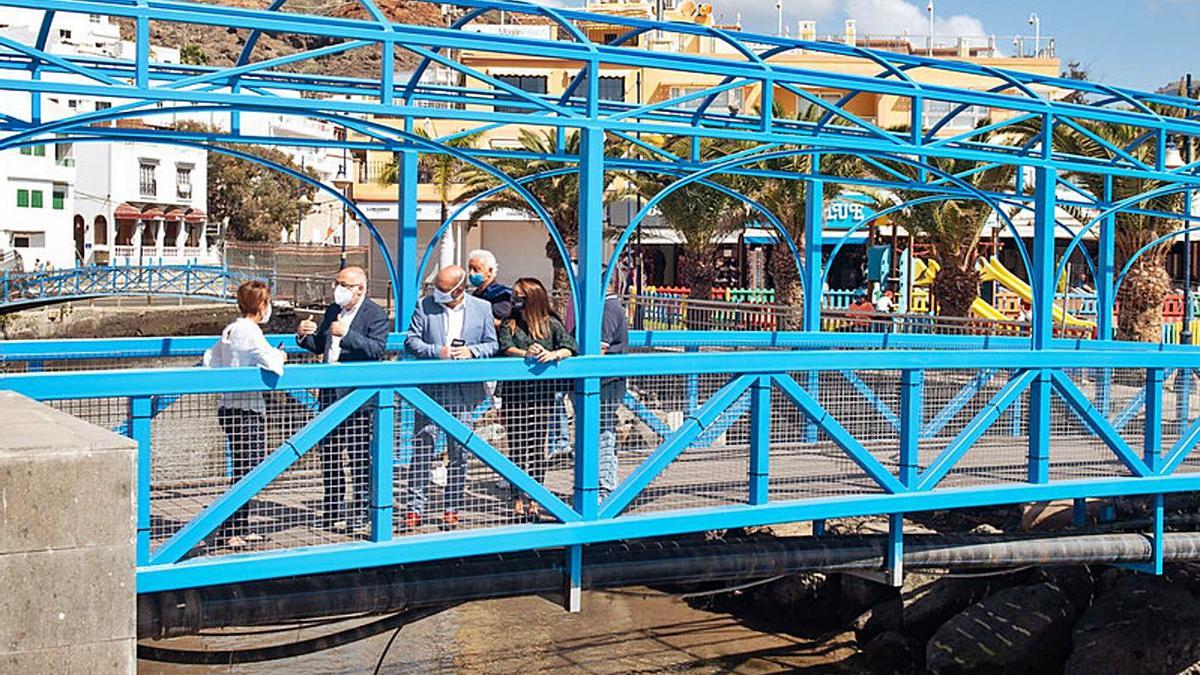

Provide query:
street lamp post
left=334, top=148, right=351, bottom=271
left=1028, top=13, right=1041, bottom=57
left=1184, top=74, right=1195, bottom=346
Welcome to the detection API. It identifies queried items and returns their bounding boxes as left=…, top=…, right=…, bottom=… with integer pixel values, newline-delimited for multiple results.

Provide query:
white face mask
left=333, top=284, right=355, bottom=308
left=261, top=304, right=272, bottom=323
left=434, top=277, right=465, bottom=306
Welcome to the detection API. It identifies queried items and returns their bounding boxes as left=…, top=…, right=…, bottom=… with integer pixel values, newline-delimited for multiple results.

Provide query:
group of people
left=204, top=249, right=628, bottom=547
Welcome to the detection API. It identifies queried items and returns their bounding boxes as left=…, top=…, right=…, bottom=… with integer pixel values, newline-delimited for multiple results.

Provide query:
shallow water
left=138, top=589, right=852, bottom=674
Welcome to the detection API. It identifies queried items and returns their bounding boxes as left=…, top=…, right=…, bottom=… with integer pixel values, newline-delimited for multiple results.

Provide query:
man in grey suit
left=404, top=265, right=498, bottom=530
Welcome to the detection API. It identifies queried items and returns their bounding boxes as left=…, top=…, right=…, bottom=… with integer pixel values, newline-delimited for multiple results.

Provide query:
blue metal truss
left=3, top=0, right=1200, bottom=598
left=1, top=264, right=264, bottom=310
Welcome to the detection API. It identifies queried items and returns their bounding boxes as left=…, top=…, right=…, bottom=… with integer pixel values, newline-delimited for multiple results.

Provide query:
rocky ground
left=681, top=499, right=1200, bottom=675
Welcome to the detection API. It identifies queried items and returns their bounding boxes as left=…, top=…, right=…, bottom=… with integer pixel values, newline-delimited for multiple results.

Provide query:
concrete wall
left=0, top=391, right=136, bottom=673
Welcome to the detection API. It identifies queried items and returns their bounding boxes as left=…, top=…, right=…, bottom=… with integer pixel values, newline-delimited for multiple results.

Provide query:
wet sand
left=139, top=589, right=854, bottom=674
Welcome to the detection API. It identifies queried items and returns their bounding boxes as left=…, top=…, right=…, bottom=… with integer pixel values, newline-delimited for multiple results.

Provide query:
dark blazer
left=298, top=297, right=389, bottom=402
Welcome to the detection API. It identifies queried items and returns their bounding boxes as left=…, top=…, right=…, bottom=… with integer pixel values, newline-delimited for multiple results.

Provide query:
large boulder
left=743, top=572, right=842, bottom=630
left=860, top=630, right=923, bottom=675
left=926, top=582, right=1077, bottom=675
left=1065, top=574, right=1200, bottom=675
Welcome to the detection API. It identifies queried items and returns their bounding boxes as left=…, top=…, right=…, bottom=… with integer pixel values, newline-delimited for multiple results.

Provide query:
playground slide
left=970, top=297, right=1008, bottom=321
left=913, top=257, right=1007, bottom=320
left=979, top=257, right=1095, bottom=329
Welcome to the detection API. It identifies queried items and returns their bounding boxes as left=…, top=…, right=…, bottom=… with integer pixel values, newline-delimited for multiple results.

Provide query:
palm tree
left=628, top=136, right=752, bottom=301
left=378, top=128, right=482, bottom=268
left=459, top=128, right=624, bottom=306
left=1013, top=117, right=1184, bottom=342
left=854, top=140, right=1015, bottom=317
left=723, top=107, right=858, bottom=322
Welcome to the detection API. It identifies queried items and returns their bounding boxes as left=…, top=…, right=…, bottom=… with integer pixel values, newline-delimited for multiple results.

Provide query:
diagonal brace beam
left=773, top=374, right=907, bottom=494
left=149, top=387, right=376, bottom=565
left=397, top=386, right=579, bottom=523
left=1050, top=371, right=1152, bottom=477
left=916, top=370, right=1035, bottom=491
left=600, top=374, right=757, bottom=518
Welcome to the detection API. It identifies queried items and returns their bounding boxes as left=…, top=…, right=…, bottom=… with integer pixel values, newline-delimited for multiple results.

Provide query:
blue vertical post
left=1097, top=175, right=1115, bottom=414
left=1140, top=366, right=1165, bottom=572
left=1150, top=493, right=1165, bottom=574
left=129, top=396, right=152, bottom=565
left=369, top=389, right=396, bottom=542
left=803, top=155, right=824, bottom=444
left=1028, top=165, right=1056, bottom=484
left=396, top=146, right=420, bottom=332
left=899, top=369, right=922, bottom=486
left=568, top=117, right=606, bottom=612
left=886, top=512, right=904, bottom=587
left=748, top=375, right=771, bottom=505
left=135, top=17, right=149, bottom=89
left=1145, top=369, right=1165, bottom=473
left=890, top=369, right=921, bottom=586
left=685, top=346, right=699, bottom=417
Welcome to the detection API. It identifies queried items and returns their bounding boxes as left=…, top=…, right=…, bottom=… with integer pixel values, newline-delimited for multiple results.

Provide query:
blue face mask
left=468, top=272, right=486, bottom=287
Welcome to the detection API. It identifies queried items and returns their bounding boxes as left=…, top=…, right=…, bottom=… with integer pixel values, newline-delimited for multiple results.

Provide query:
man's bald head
left=337, top=266, right=366, bottom=286
left=434, top=265, right=467, bottom=307
left=436, top=265, right=466, bottom=291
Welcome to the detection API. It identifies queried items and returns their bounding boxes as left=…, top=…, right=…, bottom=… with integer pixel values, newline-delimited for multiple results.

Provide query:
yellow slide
left=912, top=257, right=1008, bottom=320
left=978, top=257, right=1095, bottom=329
left=970, top=296, right=1008, bottom=321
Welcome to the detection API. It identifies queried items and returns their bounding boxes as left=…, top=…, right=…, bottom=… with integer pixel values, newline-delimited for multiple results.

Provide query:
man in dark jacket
left=297, top=265, right=389, bottom=531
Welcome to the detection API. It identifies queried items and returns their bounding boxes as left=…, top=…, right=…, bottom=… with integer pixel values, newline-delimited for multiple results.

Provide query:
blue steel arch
left=0, top=102, right=583, bottom=307
left=605, top=148, right=1035, bottom=300
left=0, top=131, right=405, bottom=307
left=821, top=194, right=1100, bottom=302
left=1115, top=224, right=1200, bottom=299
left=416, top=167, right=802, bottom=320
left=1052, top=183, right=1197, bottom=295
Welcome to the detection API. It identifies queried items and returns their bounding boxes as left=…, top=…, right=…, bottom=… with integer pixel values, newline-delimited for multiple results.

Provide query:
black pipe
left=139, top=531, right=1200, bottom=639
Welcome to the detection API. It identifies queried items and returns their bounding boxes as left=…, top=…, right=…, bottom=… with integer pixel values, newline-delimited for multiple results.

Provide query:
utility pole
left=1183, top=73, right=1194, bottom=346
left=927, top=1, right=934, bottom=56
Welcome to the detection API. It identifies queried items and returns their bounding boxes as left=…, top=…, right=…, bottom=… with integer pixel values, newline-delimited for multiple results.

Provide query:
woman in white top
left=203, top=280, right=287, bottom=549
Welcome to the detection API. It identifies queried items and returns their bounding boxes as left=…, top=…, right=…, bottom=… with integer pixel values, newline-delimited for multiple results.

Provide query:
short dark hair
left=236, top=280, right=271, bottom=316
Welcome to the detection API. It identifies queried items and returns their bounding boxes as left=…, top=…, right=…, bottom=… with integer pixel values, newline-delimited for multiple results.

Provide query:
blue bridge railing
left=2, top=331, right=1198, bottom=593
left=0, top=265, right=267, bottom=310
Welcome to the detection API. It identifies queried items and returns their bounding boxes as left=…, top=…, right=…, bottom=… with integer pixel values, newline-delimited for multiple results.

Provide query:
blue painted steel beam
left=397, top=386, right=580, bottom=524
left=748, top=375, right=771, bottom=505
left=1049, top=370, right=1152, bottom=477
left=916, top=370, right=1035, bottom=491
left=920, top=369, right=998, bottom=440
left=772, top=373, right=905, bottom=493
left=369, top=389, right=396, bottom=542
left=21, top=350, right=1200, bottom=402
left=600, top=374, right=756, bottom=518
left=149, top=388, right=375, bottom=565
left=899, top=370, right=922, bottom=487
left=135, top=471, right=1200, bottom=594
left=841, top=371, right=900, bottom=432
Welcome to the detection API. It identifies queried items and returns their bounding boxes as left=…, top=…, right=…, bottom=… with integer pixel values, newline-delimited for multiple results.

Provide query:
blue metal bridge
left=3, top=0, right=1200, bottom=634
left=0, top=264, right=263, bottom=311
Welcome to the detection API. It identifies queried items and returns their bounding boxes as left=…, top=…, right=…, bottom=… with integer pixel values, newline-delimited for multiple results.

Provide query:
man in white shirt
left=297, top=266, right=389, bottom=532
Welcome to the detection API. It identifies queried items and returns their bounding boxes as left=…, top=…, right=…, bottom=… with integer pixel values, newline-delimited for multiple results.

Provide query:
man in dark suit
left=297, top=265, right=389, bottom=531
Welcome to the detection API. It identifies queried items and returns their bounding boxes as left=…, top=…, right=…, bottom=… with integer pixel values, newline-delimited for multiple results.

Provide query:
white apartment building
left=74, top=133, right=211, bottom=266
left=0, top=136, right=76, bottom=271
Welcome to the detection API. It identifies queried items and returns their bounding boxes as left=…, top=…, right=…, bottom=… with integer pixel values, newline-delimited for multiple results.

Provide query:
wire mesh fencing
left=33, top=360, right=1200, bottom=564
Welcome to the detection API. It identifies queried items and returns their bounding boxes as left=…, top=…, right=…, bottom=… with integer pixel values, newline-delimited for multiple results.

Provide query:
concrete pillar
left=0, top=392, right=136, bottom=673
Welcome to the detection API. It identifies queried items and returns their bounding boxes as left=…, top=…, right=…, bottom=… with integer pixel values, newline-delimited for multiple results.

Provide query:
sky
left=537, top=0, right=1200, bottom=93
